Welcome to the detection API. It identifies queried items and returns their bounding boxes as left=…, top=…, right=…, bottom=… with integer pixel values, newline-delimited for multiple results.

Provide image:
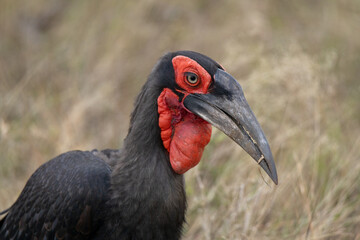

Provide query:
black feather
left=0, top=151, right=111, bottom=240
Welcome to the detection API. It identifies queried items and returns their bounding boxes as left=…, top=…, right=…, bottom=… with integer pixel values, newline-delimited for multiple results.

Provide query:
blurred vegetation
left=1, top=0, right=360, bottom=239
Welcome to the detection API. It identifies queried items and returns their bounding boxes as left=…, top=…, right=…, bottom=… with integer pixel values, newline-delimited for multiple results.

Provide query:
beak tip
left=270, top=164, right=278, bottom=185
left=272, top=174, right=278, bottom=185
left=259, top=158, right=278, bottom=185
left=267, top=170, right=278, bottom=185
left=269, top=163, right=278, bottom=185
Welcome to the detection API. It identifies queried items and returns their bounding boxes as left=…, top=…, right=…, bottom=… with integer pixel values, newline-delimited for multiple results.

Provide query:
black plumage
left=0, top=151, right=111, bottom=239
left=0, top=51, right=278, bottom=240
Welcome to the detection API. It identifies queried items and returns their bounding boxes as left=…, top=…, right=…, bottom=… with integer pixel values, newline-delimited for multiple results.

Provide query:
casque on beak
left=183, top=69, right=278, bottom=184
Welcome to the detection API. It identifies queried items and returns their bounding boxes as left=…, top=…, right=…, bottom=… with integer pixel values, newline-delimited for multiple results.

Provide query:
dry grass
left=1, top=0, right=360, bottom=239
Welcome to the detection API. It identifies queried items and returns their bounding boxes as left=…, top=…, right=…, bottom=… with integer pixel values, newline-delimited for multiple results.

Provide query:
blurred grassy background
left=1, top=0, right=360, bottom=239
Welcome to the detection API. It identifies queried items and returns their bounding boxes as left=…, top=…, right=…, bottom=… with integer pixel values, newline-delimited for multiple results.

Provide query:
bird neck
left=123, top=83, right=164, bottom=155
left=108, top=82, right=186, bottom=239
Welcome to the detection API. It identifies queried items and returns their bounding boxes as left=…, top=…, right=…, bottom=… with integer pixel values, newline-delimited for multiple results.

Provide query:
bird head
left=152, top=51, right=277, bottom=184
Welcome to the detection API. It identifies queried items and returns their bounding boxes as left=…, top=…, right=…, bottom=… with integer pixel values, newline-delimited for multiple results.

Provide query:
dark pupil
left=188, top=74, right=197, bottom=83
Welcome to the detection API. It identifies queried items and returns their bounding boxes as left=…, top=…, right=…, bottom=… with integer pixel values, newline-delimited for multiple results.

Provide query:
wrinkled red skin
left=157, top=56, right=213, bottom=174
left=172, top=56, right=212, bottom=94
left=158, top=89, right=211, bottom=174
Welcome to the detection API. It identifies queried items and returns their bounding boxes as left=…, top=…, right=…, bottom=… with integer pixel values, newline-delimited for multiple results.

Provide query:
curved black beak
left=183, top=69, right=278, bottom=184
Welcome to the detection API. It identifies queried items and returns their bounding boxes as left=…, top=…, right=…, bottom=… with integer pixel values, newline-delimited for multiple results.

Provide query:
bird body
left=0, top=51, right=277, bottom=239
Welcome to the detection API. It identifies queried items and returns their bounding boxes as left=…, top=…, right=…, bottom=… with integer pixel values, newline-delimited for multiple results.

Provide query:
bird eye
left=185, top=72, right=199, bottom=86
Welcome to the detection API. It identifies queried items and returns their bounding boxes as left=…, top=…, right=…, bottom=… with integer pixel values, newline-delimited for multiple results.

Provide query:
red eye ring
left=184, top=72, right=200, bottom=86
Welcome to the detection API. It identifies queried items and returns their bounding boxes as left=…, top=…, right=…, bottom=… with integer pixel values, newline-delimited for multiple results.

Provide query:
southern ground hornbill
left=0, top=51, right=277, bottom=239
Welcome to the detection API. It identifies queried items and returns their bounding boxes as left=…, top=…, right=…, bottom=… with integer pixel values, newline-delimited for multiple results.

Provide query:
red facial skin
left=157, top=56, right=213, bottom=174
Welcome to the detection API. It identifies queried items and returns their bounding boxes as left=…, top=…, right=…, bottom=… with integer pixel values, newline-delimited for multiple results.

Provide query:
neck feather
left=108, top=79, right=186, bottom=239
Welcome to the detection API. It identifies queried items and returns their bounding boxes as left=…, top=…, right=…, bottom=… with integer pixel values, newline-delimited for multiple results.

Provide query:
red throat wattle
left=158, top=89, right=211, bottom=174
left=157, top=55, right=214, bottom=174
